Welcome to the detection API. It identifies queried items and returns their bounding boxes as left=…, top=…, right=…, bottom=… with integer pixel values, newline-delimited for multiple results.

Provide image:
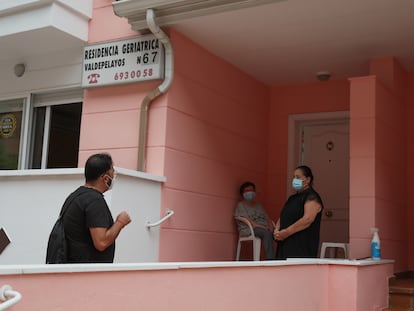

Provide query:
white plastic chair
left=320, top=242, right=349, bottom=259
left=235, top=216, right=261, bottom=261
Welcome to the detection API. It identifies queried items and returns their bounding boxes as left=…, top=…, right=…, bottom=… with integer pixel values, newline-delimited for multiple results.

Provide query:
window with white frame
left=0, top=89, right=83, bottom=170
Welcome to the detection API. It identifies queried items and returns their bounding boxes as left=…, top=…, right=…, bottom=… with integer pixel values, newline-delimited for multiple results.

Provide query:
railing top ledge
left=0, top=167, right=166, bottom=183
left=0, top=259, right=395, bottom=276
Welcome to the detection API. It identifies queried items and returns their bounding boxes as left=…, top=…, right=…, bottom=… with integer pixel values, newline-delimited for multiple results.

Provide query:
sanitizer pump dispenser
left=371, top=227, right=381, bottom=260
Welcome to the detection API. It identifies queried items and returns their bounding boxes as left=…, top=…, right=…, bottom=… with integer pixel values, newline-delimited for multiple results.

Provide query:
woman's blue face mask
left=292, top=178, right=303, bottom=191
left=243, top=191, right=256, bottom=201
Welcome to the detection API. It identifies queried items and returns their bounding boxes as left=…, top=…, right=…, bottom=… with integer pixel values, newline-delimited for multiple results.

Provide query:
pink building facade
left=1, top=1, right=413, bottom=310
left=82, top=2, right=414, bottom=271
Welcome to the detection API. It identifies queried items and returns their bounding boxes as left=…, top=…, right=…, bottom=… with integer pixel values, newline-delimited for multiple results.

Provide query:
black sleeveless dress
left=275, top=188, right=323, bottom=259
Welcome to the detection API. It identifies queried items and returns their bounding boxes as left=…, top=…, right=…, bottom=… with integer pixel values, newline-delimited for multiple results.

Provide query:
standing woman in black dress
left=274, top=165, right=324, bottom=259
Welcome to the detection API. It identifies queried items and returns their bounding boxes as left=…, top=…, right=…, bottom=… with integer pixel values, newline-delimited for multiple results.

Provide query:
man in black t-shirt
left=62, top=153, right=131, bottom=263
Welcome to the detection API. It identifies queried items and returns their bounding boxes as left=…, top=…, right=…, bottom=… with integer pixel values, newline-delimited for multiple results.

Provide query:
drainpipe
left=137, top=8, right=174, bottom=171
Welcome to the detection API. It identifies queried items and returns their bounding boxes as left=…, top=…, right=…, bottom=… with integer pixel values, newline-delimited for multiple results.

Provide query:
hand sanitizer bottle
left=371, top=228, right=381, bottom=260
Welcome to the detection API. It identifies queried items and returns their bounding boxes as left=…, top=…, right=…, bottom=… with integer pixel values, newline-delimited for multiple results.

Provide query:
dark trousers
left=253, top=227, right=275, bottom=260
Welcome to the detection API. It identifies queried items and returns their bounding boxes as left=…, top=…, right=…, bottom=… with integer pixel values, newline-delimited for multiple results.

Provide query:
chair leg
left=253, top=239, right=261, bottom=261
left=236, top=241, right=241, bottom=261
left=320, top=242, right=348, bottom=259
left=320, top=244, right=327, bottom=258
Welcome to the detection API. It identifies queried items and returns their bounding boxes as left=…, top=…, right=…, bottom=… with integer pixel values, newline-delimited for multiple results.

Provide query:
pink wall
left=407, top=73, right=414, bottom=270
left=86, top=1, right=270, bottom=261
left=348, top=76, right=377, bottom=260
left=349, top=57, right=407, bottom=272
left=0, top=261, right=393, bottom=311
left=79, top=0, right=163, bottom=168
left=83, top=1, right=414, bottom=268
left=79, top=82, right=162, bottom=169
left=158, top=30, right=270, bottom=261
left=89, top=0, right=136, bottom=42
left=267, top=80, right=350, bottom=221
left=83, top=1, right=270, bottom=262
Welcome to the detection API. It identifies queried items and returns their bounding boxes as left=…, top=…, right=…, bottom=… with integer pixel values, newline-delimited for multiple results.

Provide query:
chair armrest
left=235, top=216, right=255, bottom=236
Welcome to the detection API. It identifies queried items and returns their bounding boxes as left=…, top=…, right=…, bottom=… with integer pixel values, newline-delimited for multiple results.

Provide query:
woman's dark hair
left=84, top=153, right=113, bottom=182
left=296, top=165, right=314, bottom=185
left=239, top=181, right=255, bottom=196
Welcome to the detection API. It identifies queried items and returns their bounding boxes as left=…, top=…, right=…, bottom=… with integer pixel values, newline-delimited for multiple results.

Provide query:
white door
left=302, top=122, right=349, bottom=245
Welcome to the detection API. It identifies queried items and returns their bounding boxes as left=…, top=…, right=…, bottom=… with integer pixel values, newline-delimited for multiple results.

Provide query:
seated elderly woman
left=234, top=181, right=275, bottom=260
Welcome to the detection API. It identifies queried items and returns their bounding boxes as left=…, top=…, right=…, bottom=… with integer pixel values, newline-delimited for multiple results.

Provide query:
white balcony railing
left=0, top=167, right=166, bottom=264
left=146, top=208, right=174, bottom=229
left=0, top=285, right=22, bottom=311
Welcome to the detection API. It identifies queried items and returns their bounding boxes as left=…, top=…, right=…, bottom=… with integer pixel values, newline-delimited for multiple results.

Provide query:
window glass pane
left=30, top=107, right=46, bottom=169
left=47, top=103, right=82, bottom=168
left=0, top=99, right=23, bottom=170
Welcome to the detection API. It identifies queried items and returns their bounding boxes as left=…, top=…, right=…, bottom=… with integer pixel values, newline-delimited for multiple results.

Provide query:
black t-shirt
left=276, top=187, right=323, bottom=259
left=62, top=186, right=115, bottom=263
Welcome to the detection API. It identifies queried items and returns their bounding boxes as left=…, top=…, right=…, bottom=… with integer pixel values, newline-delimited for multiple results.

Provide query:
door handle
left=325, top=210, right=333, bottom=218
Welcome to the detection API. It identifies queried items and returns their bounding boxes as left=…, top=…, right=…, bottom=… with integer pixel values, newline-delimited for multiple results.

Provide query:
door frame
left=287, top=110, right=350, bottom=197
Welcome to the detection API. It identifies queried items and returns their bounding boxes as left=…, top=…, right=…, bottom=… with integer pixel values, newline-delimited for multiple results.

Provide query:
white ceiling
left=167, top=0, right=414, bottom=85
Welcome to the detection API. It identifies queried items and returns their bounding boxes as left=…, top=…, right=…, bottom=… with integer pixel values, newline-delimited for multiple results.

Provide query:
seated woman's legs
left=253, top=227, right=275, bottom=260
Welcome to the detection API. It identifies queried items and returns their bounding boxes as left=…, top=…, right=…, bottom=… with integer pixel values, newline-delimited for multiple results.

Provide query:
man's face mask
left=105, top=174, right=115, bottom=190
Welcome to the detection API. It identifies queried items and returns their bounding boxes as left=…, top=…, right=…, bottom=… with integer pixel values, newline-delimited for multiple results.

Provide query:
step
left=388, top=292, right=414, bottom=310
left=385, top=276, right=414, bottom=311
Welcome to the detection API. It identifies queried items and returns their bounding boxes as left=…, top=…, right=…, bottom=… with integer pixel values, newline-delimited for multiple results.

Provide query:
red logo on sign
left=88, top=73, right=100, bottom=84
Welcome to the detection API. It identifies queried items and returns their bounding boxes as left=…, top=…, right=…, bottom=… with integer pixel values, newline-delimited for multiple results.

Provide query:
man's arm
left=90, top=211, right=131, bottom=251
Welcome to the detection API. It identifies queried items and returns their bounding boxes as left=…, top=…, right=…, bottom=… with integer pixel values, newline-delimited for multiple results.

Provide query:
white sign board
left=82, top=35, right=164, bottom=88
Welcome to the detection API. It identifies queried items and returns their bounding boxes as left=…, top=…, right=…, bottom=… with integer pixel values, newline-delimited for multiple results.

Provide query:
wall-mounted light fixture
left=14, top=63, right=26, bottom=78
left=113, top=0, right=285, bottom=32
